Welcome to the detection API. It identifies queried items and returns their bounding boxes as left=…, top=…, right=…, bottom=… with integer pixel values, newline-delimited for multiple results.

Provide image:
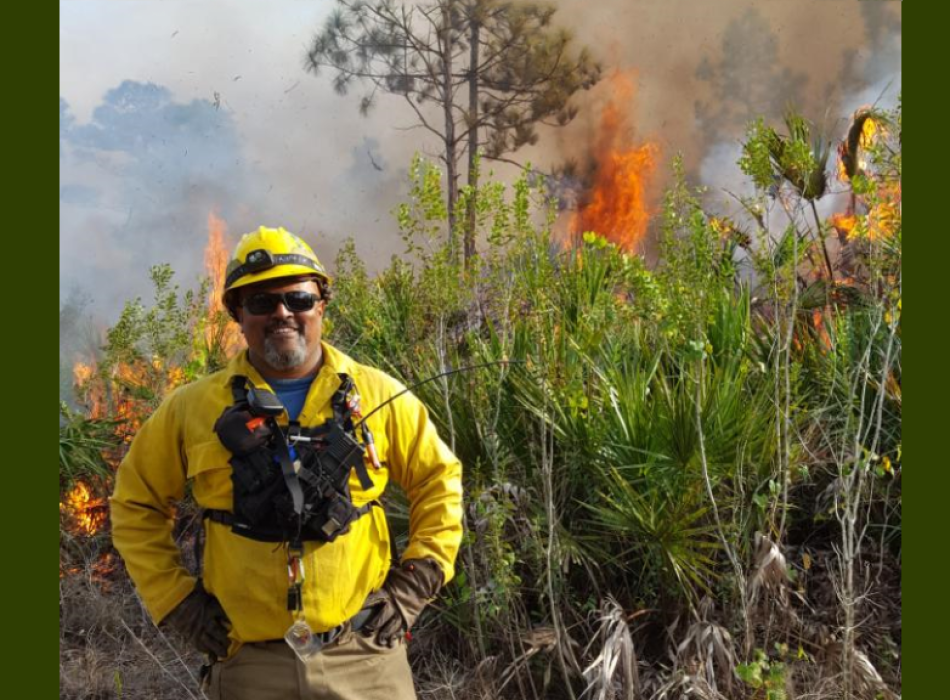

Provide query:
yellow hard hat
left=223, top=226, right=331, bottom=294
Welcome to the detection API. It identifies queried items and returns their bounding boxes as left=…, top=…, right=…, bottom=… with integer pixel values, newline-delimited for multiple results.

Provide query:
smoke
left=60, top=1, right=420, bottom=322
left=60, top=0, right=901, bottom=325
left=535, top=0, right=900, bottom=190
left=59, top=75, right=414, bottom=320
left=60, top=80, right=247, bottom=306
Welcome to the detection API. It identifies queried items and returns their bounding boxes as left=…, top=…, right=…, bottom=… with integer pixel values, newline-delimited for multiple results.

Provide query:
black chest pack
left=206, top=373, right=381, bottom=545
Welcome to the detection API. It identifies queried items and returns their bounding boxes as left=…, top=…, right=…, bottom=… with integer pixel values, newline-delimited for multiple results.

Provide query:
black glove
left=214, top=404, right=273, bottom=457
left=161, top=579, right=231, bottom=659
left=361, top=558, right=443, bottom=647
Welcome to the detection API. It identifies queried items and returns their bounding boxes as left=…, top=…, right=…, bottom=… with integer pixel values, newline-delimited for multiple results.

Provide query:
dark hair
left=224, top=275, right=332, bottom=320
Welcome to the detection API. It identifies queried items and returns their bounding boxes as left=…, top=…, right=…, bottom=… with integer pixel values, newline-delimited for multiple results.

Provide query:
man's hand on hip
left=162, top=579, right=231, bottom=659
left=361, top=558, right=444, bottom=647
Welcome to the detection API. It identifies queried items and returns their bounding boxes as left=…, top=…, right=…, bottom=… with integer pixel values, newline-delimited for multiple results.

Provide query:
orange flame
left=830, top=181, right=900, bottom=242
left=69, top=211, right=244, bottom=466
left=73, top=362, right=106, bottom=419
left=90, top=552, right=118, bottom=582
left=571, top=72, right=658, bottom=251
left=810, top=309, right=832, bottom=351
left=831, top=213, right=858, bottom=238
left=60, top=552, right=118, bottom=583
left=206, top=210, right=230, bottom=305
left=73, top=362, right=95, bottom=386
left=855, top=117, right=878, bottom=174
left=837, top=158, right=848, bottom=183
left=859, top=117, right=878, bottom=148
left=838, top=111, right=884, bottom=182
left=868, top=186, right=901, bottom=240
left=204, top=211, right=244, bottom=356
left=832, top=110, right=900, bottom=244
left=60, top=481, right=108, bottom=537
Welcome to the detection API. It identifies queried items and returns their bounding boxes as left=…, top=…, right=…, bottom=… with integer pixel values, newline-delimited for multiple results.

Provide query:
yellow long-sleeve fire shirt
left=110, top=342, right=463, bottom=654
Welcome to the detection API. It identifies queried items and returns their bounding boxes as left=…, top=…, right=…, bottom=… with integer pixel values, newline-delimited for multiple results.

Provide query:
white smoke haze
left=692, top=1, right=900, bottom=247
left=60, top=1, right=420, bottom=321
left=60, top=0, right=901, bottom=323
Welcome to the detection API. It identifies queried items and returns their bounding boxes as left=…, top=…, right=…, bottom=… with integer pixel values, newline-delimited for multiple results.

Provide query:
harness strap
left=351, top=452, right=374, bottom=491
left=331, top=374, right=353, bottom=424
left=273, top=425, right=305, bottom=518
left=330, top=374, right=374, bottom=490
left=213, top=372, right=377, bottom=545
left=205, top=501, right=381, bottom=528
left=231, top=375, right=249, bottom=403
left=230, top=375, right=306, bottom=535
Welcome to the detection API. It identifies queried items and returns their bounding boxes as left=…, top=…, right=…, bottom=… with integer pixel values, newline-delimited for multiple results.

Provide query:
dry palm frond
left=748, top=532, right=789, bottom=609
left=581, top=597, right=639, bottom=700
left=671, top=598, right=736, bottom=697
left=823, top=641, right=902, bottom=700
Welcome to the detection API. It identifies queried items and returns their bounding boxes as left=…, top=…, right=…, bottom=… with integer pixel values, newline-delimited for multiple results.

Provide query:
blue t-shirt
left=265, top=374, right=317, bottom=422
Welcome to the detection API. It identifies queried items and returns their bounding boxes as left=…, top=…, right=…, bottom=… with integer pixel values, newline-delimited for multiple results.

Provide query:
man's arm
left=362, top=387, right=463, bottom=645
left=109, top=391, right=197, bottom=624
left=385, top=389, right=464, bottom=584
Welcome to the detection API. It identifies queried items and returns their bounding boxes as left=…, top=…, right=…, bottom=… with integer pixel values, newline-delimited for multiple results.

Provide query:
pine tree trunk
left=464, top=17, right=480, bottom=265
left=442, top=7, right=459, bottom=257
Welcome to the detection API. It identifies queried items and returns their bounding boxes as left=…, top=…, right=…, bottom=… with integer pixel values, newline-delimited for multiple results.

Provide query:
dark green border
left=899, top=1, right=918, bottom=697
left=25, top=0, right=60, bottom=695
left=47, top=1, right=910, bottom=698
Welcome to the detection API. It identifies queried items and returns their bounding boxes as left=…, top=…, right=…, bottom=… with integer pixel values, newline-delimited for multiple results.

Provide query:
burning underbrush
left=60, top=211, right=243, bottom=698
left=60, top=480, right=109, bottom=539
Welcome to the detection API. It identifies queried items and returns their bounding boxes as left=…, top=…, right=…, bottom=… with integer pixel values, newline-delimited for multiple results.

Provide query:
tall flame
left=63, top=213, right=244, bottom=552
left=206, top=210, right=230, bottom=304
left=73, top=362, right=105, bottom=419
left=571, top=72, right=658, bottom=251
left=204, top=211, right=244, bottom=356
left=73, top=360, right=143, bottom=433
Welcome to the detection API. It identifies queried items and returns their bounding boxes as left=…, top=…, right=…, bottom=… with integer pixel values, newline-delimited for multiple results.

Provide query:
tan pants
left=204, top=629, right=417, bottom=700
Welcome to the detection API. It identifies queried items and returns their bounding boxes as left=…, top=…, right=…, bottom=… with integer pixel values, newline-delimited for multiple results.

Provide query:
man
left=111, top=226, right=463, bottom=700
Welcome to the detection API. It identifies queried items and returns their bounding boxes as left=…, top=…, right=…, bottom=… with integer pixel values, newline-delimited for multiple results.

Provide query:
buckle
left=302, top=623, right=344, bottom=656
left=320, top=623, right=345, bottom=646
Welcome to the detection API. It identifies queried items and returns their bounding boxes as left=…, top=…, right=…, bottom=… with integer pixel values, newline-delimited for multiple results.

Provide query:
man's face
left=234, top=276, right=327, bottom=378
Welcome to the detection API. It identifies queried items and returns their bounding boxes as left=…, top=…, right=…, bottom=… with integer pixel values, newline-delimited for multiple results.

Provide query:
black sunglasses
left=242, top=291, right=322, bottom=315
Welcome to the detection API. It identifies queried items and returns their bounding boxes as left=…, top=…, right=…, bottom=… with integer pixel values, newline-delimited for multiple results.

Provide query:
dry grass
left=59, top=552, right=206, bottom=700
left=60, top=521, right=901, bottom=700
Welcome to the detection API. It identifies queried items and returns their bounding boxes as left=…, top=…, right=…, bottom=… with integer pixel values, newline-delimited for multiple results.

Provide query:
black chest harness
left=206, top=373, right=381, bottom=548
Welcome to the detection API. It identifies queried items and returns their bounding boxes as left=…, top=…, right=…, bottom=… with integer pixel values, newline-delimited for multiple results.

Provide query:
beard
left=262, top=328, right=309, bottom=370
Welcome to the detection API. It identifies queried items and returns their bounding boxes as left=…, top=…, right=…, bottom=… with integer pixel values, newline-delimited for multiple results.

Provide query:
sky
left=60, top=0, right=901, bottom=322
